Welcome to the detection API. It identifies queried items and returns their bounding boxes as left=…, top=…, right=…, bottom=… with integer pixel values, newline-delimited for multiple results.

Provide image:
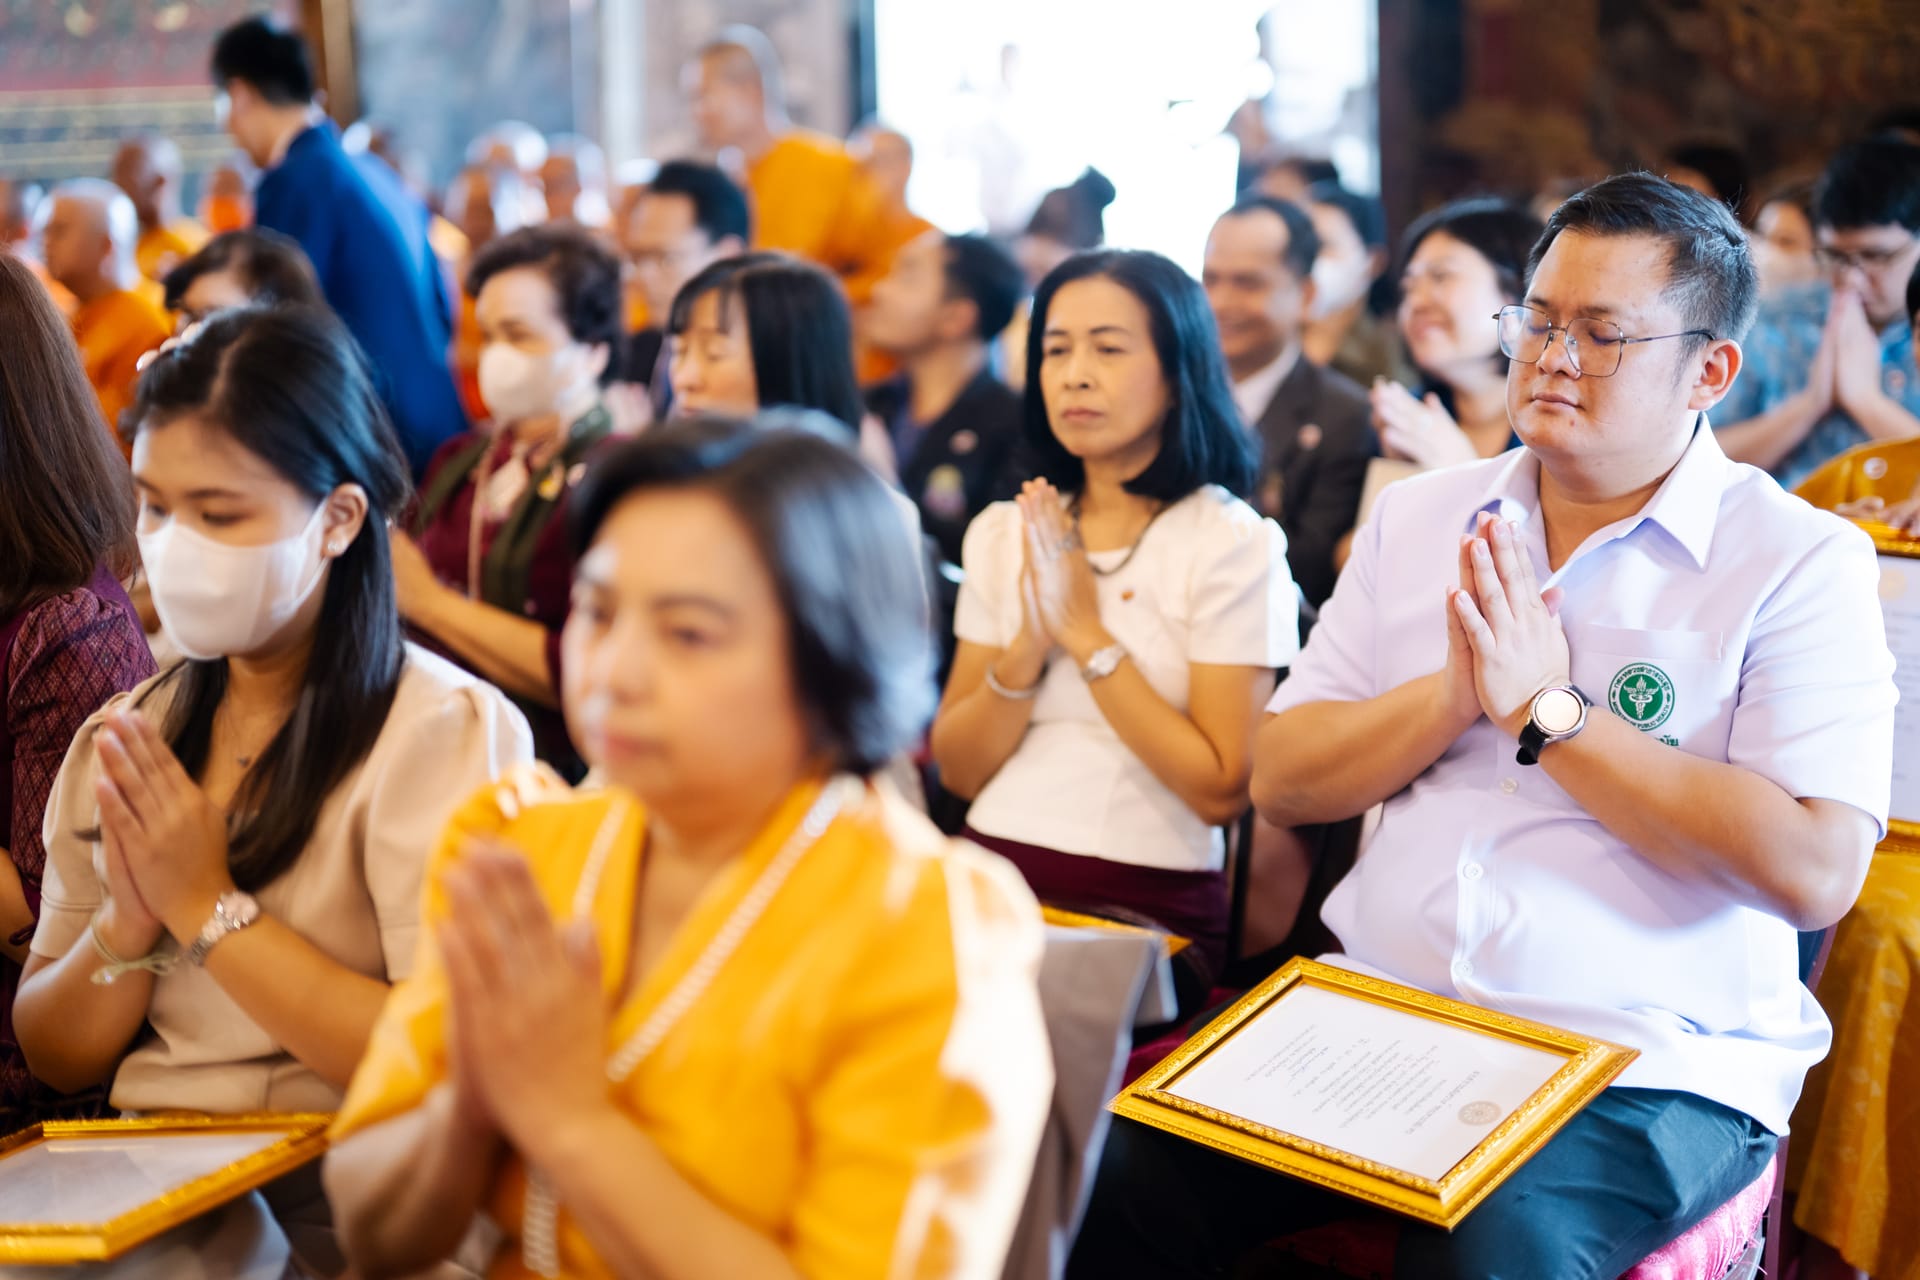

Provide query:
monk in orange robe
left=848, top=122, right=938, bottom=383
left=0, top=178, right=76, bottom=319
left=113, top=135, right=209, bottom=295
left=442, top=163, right=522, bottom=422
left=41, top=180, right=171, bottom=455
left=688, top=28, right=894, bottom=308
left=198, top=162, right=254, bottom=235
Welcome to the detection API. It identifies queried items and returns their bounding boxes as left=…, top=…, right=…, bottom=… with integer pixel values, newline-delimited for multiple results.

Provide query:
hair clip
left=135, top=319, right=209, bottom=373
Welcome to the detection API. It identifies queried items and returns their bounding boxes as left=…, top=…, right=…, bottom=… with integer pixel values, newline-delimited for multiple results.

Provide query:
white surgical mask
left=138, top=501, right=332, bottom=661
left=1309, top=250, right=1372, bottom=320
left=478, top=341, right=587, bottom=427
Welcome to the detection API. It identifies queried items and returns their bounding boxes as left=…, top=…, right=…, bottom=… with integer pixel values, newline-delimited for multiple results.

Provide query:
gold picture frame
left=1040, top=905, right=1191, bottom=956
left=1865, top=522, right=1920, bottom=853
left=0, top=1113, right=331, bottom=1262
left=1111, top=959, right=1637, bottom=1229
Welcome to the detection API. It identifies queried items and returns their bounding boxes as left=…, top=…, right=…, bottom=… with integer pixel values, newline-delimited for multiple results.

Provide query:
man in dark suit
left=1203, top=193, right=1375, bottom=606
left=863, top=230, right=1028, bottom=568
left=211, top=17, right=467, bottom=479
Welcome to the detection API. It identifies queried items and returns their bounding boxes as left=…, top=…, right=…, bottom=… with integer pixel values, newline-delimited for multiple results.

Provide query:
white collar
left=1468, top=418, right=1728, bottom=576
left=1230, top=345, right=1301, bottom=427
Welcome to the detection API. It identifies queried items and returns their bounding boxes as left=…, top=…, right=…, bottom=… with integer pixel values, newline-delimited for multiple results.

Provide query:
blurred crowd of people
left=2, top=11, right=1919, bottom=1279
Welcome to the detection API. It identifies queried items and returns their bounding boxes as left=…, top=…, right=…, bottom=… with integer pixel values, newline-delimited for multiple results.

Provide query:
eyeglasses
left=1493, top=305, right=1715, bottom=378
left=628, top=245, right=701, bottom=272
left=1814, top=238, right=1918, bottom=274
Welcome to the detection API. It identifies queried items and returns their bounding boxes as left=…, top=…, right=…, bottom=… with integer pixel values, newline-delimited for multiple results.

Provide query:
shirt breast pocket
left=1571, top=624, right=1736, bottom=755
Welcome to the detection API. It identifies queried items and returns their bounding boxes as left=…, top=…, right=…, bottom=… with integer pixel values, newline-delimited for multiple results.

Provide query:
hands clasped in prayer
left=1446, top=512, right=1569, bottom=740
left=1370, top=379, right=1479, bottom=471
left=1013, top=478, right=1115, bottom=672
left=436, top=845, right=609, bottom=1161
left=1836, top=483, right=1920, bottom=534
left=93, top=708, right=239, bottom=953
left=1810, top=287, right=1890, bottom=425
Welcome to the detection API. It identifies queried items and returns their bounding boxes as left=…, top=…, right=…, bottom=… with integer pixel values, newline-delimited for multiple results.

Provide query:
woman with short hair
left=159, top=227, right=322, bottom=327
left=326, top=417, right=1051, bottom=1280
left=392, top=223, right=625, bottom=777
left=665, top=250, right=866, bottom=431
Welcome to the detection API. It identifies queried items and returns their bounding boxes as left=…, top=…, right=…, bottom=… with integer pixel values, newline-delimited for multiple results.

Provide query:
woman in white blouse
left=13, top=308, right=531, bottom=1277
left=931, top=249, right=1298, bottom=983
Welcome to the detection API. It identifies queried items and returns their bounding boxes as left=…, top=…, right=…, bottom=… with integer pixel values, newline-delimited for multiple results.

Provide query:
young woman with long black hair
left=14, top=305, right=532, bottom=1275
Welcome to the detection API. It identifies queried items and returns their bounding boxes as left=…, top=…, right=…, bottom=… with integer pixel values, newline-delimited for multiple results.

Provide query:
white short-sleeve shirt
left=1268, top=425, right=1896, bottom=1133
left=957, top=485, right=1299, bottom=871
left=32, top=645, right=535, bottom=1114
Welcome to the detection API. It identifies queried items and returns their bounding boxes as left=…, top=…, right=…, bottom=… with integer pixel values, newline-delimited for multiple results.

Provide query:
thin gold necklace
left=1070, top=493, right=1165, bottom=577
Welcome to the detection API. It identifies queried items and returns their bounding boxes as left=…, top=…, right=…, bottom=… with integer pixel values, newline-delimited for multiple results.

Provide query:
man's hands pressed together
left=1449, top=512, right=1570, bottom=739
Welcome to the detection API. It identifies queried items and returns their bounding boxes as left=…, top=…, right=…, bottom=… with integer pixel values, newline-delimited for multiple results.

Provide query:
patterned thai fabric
left=1619, top=1158, right=1773, bottom=1280
left=0, top=575, right=155, bottom=1120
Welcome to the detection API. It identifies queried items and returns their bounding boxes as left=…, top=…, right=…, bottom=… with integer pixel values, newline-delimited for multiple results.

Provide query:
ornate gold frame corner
left=0, top=1112, right=332, bottom=1262
left=1110, top=959, right=1636, bottom=1229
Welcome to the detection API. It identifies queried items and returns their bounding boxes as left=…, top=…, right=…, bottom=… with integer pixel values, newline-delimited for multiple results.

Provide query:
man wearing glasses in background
left=1715, top=136, right=1920, bottom=487
left=1074, top=173, right=1895, bottom=1280
left=617, top=160, right=750, bottom=400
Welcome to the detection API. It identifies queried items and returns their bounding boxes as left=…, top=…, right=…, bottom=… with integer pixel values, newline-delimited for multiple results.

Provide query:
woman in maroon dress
left=0, top=256, right=156, bottom=1122
left=389, top=225, right=623, bottom=779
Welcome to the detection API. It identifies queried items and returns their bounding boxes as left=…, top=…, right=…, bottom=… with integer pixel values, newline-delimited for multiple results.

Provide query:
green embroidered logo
left=1608, top=663, right=1674, bottom=730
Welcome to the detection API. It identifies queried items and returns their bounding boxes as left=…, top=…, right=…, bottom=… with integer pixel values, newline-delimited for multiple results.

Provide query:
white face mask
left=1309, top=250, right=1373, bottom=320
left=478, top=341, right=588, bottom=427
left=138, top=501, right=332, bottom=661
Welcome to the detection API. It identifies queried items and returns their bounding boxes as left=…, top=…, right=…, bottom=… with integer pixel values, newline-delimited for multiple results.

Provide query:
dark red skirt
left=962, top=827, right=1229, bottom=980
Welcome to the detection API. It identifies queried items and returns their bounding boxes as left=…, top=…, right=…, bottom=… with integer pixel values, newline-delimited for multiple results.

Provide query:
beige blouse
left=30, top=645, right=534, bottom=1115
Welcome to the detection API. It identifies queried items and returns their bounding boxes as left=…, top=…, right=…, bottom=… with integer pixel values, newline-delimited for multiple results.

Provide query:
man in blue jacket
left=210, top=17, right=467, bottom=477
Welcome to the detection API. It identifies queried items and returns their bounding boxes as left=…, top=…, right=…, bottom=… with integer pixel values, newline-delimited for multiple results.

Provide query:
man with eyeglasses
left=1715, top=137, right=1920, bottom=487
left=617, top=160, right=750, bottom=398
left=1073, top=173, right=1895, bottom=1280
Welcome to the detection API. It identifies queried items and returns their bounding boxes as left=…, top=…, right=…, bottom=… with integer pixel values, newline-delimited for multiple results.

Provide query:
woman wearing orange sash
left=326, top=417, right=1052, bottom=1280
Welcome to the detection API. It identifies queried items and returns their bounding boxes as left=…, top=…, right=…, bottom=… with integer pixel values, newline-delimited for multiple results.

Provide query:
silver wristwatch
left=1516, top=685, right=1592, bottom=766
left=187, top=891, right=261, bottom=966
left=1081, top=642, right=1128, bottom=683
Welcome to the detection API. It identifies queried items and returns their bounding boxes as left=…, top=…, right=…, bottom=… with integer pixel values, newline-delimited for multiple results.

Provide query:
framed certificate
left=0, top=1114, right=331, bottom=1262
left=1869, top=525, right=1920, bottom=851
left=1111, top=959, right=1636, bottom=1229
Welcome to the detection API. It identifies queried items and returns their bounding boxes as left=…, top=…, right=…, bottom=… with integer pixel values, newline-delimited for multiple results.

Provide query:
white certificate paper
left=1879, top=556, right=1920, bottom=826
left=1165, top=983, right=1566, bottom=1182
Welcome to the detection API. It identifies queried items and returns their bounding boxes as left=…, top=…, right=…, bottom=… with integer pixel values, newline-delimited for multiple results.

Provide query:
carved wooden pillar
left=300, top=0, right=360, bottom=124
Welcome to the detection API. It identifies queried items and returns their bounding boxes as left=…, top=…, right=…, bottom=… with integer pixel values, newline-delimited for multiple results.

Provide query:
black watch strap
left=1516, top=721, right=1552, bottom=767
left=1515, top=685, right=1592, bottom=767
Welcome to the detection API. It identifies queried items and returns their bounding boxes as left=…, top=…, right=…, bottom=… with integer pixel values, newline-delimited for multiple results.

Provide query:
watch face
left=1534, top=687, right=1584, bottom=735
